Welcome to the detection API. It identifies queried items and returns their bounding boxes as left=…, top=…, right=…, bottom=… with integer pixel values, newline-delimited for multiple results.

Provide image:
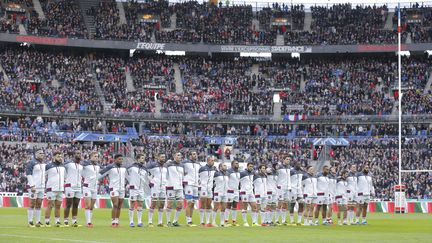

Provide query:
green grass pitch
left=0, top=208, right=431, bottom=243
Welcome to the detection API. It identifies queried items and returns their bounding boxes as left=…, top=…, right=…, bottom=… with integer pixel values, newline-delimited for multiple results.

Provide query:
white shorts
left=289, top=190, right=304, bottom=202
left=28, top=189, right=44, bottom=200
left=347, top=192, right=356, bottom=203
left=46, top=191, right=63, bottom=201
left=227, top=190, right=239, bottom=202
left=255, top=195, right=267, bottom=205
left=356, top=194, right=370, bottom=204
left=151, top=187, right=166, bottom=199
left=314, top=195, right=328, bottom=205
left=129, top=189, right=145, bottom=201
left=83, top=188, right=98, bottom=200
left=184, top=185, right=199, bottom=201
left=277, top=188, right=290, bottom=201
left=304, top=196, right=315, bottom=205
left=336, top=196, right=348, bottom=205
left=110, top=190, right=125, bottom=199
left=200, top=188, right=213, bottom=199
left=240, top=192, right=256, bottom=203
left=266, top=192, right=277, bottom=204
left=213, top=192, right=228, bottom=203
left=65, top=187, right=82, bottom=199
left=166, top=188, right=184, bottom=200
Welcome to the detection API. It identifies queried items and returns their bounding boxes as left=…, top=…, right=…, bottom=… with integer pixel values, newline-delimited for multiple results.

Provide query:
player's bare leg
left=148, top=199, right=157, bottom=226
left=34, top=198, right=43, bottom=226
left=361, top=203, right=368, bottom=224
left=157, top=199, right=165, bottom=226
left=129, top=200, right=136, bottom=227
left=296, top=202, right=304, bottom=225
left=64, top=198, right=73, bottom=226
left=322, top=204, right=328, bottom=225
left=110, top=196, right=119, bottom=227
left=314, top=204, right=321, bottom=225
left=289, top=202, right=296, bottom=224
left=85, top=197, right=96, bottom=227
left=241, top=202, right=250, bottom=226
left=71, top=197, right=80, bottom=226
left=166, top=199, right=173, bottom=225
left=204, top=198, right=213, bottom=227
left=116, top=198, right=124, bottom=226
left=172, top=199, right=182, bottom=226
left=136, top=200, right=144, bottom=227
left=186, top=200, right=195, bottom=225
left=28, top=198, right=36, bottom=227
left=44, top=200, right=53, bottom=227
left=327, top=204, right=333, bottom=224
left=250, top=202, right=259, bottom=226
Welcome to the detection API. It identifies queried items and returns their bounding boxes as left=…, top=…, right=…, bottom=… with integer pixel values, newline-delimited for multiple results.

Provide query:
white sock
left=205, top=209, right=211, bottom=224
left=129, top=209, right=134, bottom=224
left=137, top=208, right=143, bottom=224
left=272, top=210, right=276, bottom=223
left=174, top=209, right=181, bottom=223
left=290, top=213, right=294, bottom=223
left=158, top=210, right=163, bottom=225
left=298, top=213, right=303, bottom=223
left=362, top=217, right=366, bottom=223
left=28, top=208, right=34, bottom=223
left=166, top=209, right=172, bottom=223
left=267, top=211, right=272, bottom=223
left=55, top=217, right=60, bottom=223
left=281, top=209, right=287, bottom=223
left=115, top=218, right=119, bottom=224
left=220, top=211, right=225, bottom=225
left=45, top=218, right=50, bottom=224
left=199, top=209, right=204, bottom=224
left=72, top=216, right=77, bottom=224
left=260, top=211, right=265, bottom=224
left=242, top=210, right=248, bottom=223
left=90, top=210, right=93, bottom=222
left=251, top=212, right=258, bottom=224
left=212, top=211, right=217, bottom=225
left=148, top=209, right=154, bottom=224
left=85, top=209, right=91, bottom=224
left=224, top=209, right=230, bottom=222
left=232, top=210, right=237, bottom=222
left=35, top=209, right=41, bottom=223
left=186, top=216, right=192, bottom=224
left=275, top=208, right=280, bottom=222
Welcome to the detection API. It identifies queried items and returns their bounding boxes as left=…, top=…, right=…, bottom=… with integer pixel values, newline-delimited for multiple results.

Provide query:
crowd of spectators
left=27, top=0, right=87, bottom=38
left=2, top=1, right=432, bottom=45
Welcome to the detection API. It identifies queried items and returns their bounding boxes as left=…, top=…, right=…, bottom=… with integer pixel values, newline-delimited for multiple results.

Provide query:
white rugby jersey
left=253, top=173, right=267, bottom=196
left=126, top=162, right=150, bottom=193
left=266, top=170, right=278, bottom=193
left=316, top=172, right=330, bottom=196
left=82, top=160, right=101, bottom=191
left=239, top=169, right=255, bottom=194
left=99, top=163, right=126, bottom=192
left=146, top=161, right=168, bottom=191
left=213, top=170, right=229, bottom=195
left=166, top=160, right=185, bottom=190
left=227, top=168, right=240, bottom=192
left=301, top=172, right=317, bottom=197
left=64, top=160, right=83, bottom=190
left=182, top=159, right=201, bottom=187
left=336, top=178, right=349, bottom=198
left=356, top=172, right=375, bottom=196
left=276, top=164, right=291, bottom=190
left=328, top=173, right=337, bottom=197
left=347, top=172, right=358, bottom=194
left=199, top=164, right=217, bottom=192
left=45, top=162, right=66, bottom=192
left=26, top=158, right=46, bottom=189
left=290, top=168, right=303, bottom=192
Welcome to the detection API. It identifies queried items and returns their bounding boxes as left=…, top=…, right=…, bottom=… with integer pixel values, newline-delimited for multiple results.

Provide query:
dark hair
left=258, top=164, right=266, bottom=170
left=231, top=160, right=238, bottom=165
left=53, top=151, right=62, bottom=156
left=247, top=162, right=254, bottom=167
left=306, top=165, right=313, bottom=170
left=114, top=154, right=123, bottom=159
left=136, top=153, right=144, bottom=159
